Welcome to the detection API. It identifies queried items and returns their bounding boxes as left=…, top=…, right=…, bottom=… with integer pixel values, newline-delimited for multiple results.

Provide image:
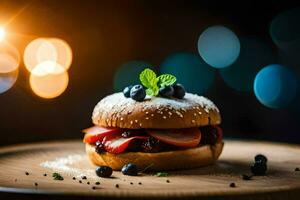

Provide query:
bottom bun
left=85, top=142, right=224, bottom=171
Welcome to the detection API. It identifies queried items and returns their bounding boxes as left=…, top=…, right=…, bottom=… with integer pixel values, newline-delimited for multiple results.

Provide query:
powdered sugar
left=93, top=92, right=219, bottom=118
left=40, top=154, right=97, bottom=179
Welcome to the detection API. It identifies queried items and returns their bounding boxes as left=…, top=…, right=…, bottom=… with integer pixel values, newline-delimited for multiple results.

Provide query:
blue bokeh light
left=113, top=60, right=154, bottom=92
left=254, top=64, right=297, bottom=108
left=160, top=52, right=215, bottom=95
left=220, top=37, right=275, bottom=92
left=270, top=7, right=300, bottom=49
left=0, top=70, right=18, bottom=94
left=197, top=25, right=240, bottom=68
left=271, top=8, right=300, bottom=79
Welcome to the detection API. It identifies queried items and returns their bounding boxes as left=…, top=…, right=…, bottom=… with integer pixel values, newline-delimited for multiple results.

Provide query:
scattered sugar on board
left=40, top=154, right=97, bottom=180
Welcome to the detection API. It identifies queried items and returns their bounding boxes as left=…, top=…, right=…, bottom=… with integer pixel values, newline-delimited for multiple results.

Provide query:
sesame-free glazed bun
left=92, top=92, right=221, bottom=129
left=86, top=142, right=224, bottom=171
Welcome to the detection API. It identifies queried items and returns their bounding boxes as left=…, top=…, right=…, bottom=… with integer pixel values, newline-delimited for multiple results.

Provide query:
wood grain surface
left=0, top=140, right=300, bottom=200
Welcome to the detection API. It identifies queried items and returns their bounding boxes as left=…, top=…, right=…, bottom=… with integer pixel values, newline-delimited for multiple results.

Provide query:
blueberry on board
left=130, top=85, right=146, bottom=101
left=123, top=85, right=133, bottom=98
left=121, top=163, right=138, bottom=176
left=159, top=85, right=174, bottom=98
left=95, top=166, right=113, bottom=178
left=173, top=83, right=186, bottom=99
left=251, top=160, right=267, bottom=175
left=255, top=154, right=268, bottom=164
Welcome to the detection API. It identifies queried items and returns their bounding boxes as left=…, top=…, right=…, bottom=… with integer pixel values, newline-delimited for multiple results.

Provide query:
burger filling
left=83, top=126, right=222, bottom=154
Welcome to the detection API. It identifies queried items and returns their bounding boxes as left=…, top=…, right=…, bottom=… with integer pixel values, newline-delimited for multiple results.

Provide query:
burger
left=83, top=68, right=223, bottom=171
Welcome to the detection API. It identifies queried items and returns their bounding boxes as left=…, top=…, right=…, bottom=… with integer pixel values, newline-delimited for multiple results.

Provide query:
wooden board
left=0, top=140, right=300, bottom=200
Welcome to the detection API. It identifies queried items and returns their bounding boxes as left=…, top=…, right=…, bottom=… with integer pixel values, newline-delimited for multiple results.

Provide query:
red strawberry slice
left=82, top=126, right=121, bottom=144
left=146, top=128, right=201, bottom=148
left=103, top=132, right=148, bottom=154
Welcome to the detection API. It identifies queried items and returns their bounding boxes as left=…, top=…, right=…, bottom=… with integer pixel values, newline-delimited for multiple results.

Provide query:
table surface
left=0, top=139, right=300, bottom=200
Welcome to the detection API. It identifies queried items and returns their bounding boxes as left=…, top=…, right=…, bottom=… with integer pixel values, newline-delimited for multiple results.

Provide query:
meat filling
left=91, top=126, right=222, bottom=154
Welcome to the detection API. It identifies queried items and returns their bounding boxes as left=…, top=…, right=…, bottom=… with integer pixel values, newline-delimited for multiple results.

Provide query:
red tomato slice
left=82, top=126, right=121, bottom=144
left=103, top=132, right=148, bottom=154
left=146, top=128, right=201, bottom=148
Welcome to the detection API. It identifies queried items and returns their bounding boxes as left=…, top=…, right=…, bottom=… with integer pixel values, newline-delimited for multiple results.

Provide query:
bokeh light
left=0, top=69, right=18, bottom=94
left=197, top=25, right=240, bottom=68
left=0, top=41, right=20, bottom=73
left=254, top=64, right=297, bottom=108
left=30, top=64, right=69, bottom=99
left=24, top=38, right=72, bottom=74
left=270, top=7, right=300, bottom=51
left=24, top=38, right=55, bottom=73
left=160, top=52, right=215, bottom=94
left=0, top=27, right=6, bottom=42
left=220, top=37, right=275, bottom=92
left=113, top=60, right=154, bottom=92
left=47, top=38, right=73, bottom=71
left=0, top=41, right=20, bottom=94
left=23, top=37, right=72, bottom=99
left=270, top=8, right=300, bottom=79
left=31, top=61, right=65, bottom=76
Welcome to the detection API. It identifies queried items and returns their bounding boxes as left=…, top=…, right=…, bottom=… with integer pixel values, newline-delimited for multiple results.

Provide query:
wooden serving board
left=0, top=140, right=300, bottom=200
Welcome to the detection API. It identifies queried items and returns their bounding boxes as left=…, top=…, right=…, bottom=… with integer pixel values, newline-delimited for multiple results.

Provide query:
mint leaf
left=146, top=88, right=155, bottom=96
left=155, top=172, right=168, bottom=177
left=139, top=68, right=159, bottom=96
left=139, top=68, right=158, bottom=89
left=52, top=172, right=64, bottom=180
left=157, top=74, right=176, bottom=87
left=146, top=86, right=159, bottom=96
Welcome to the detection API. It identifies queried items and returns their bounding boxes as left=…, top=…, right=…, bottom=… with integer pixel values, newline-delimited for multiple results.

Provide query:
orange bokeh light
left=24, top=37, right=72, bottom=99
left=48, top=38, right=73, bottom=70
left=30, top=66, right=69, bottom=99
left=24, top=38, right=72, bottom=73
left=0, top=41, right=20, bottom=73
left=31, top=61, right=65, bottom=76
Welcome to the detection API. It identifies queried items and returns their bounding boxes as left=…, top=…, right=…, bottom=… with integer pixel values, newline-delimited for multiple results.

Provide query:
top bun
left=92, top=92, right=221, bottom=129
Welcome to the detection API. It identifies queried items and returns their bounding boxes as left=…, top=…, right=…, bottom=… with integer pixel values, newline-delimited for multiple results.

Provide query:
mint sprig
left=139, top=68, right=159, bottom=96
left=139, top=68, right=177, bottom=96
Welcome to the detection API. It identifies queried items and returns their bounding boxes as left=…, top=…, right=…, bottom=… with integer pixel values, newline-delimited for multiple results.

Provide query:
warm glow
left=0, top=42, right=20, bottom=73
left=36, top=40, right=57, bottom=64
left=24, top=38, right=56, bottom=73
left=30, top=65, right=69, bottom=99
left=31, top=61, right=65, bottom=76
left=24, top=37, right=72, bottom=99
left=24, top=38, right=72, bottom=73
left=48, top=38, right=73, bottom=70
left=0, top=27, right=6, bottom=42
left=0, top=53, right=19, bottom=73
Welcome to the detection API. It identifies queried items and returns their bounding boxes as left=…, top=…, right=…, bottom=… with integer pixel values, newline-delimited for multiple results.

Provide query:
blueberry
left=130, top=85, right=146, bottom=101
left=255, top=154, right=268, bottom=164
left=159, top=85, right=174, bottom=98
left=95, top=166, right=113, bottom=178
left=121, top=163, right=138, bottom=176
left=95, top=140, right=105, bottom=154
left=251, top=160, right=267, bottom=175
left=173, top=83, right=186, bottom=99
left=123, top=85, right=133, bottom=98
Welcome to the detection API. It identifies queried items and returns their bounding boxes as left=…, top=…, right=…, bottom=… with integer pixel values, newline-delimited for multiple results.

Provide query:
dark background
left=0, top=0, right=299, bottom=145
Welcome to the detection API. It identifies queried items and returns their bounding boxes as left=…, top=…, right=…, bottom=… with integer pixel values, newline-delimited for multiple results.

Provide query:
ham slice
left=103, top=132, right=148, bottom=154
left=82, top=126, right=121, bottom=143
